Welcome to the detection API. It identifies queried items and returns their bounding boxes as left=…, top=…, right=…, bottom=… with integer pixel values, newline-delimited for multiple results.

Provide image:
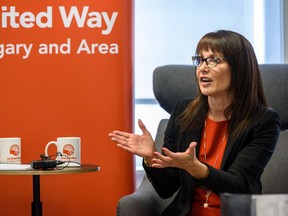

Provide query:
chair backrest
left=153, top=64, right=288, bottom=193
left=261, top=130, right=288, bottom=193
left=153, top=65, right=198, bottom=114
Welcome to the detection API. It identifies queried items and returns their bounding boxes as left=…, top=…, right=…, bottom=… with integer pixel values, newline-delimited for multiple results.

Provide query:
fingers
left=161, top=147, right=173, bottom=156
left=151, top=153, right=167, bottom=168
left=108, top=131, right=131, bottom=145
left=187, top=142, right=197, bottom=155
left=152, top=151, right=170, bottom=166
left=189, top=142, right=197, bottom=148
left=138, top=119, right=150, bottom=135
left=108, top=130, right=130, bottom=140
left=151, top=159, right=165, bottom=168
left=109, top=130, right=131, bottom=139
left=153, top=151, right=164, bottom=159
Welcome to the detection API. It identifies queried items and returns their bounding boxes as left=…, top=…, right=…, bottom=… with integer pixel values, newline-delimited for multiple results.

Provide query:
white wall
left=284, top=0, right=288, bottom=63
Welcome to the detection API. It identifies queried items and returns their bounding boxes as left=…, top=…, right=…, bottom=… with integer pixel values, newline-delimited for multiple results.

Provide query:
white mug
left=45, top=137, right=81, bottom=166
left=0, top=138, right=21, bottom=164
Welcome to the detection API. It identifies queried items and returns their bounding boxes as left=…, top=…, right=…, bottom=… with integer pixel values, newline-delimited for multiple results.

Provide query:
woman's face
left=196, top=49, right=232, bottom=100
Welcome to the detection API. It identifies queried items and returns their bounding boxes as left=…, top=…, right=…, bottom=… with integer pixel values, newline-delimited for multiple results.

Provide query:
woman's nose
left=198, top=63, right=209, bottom=73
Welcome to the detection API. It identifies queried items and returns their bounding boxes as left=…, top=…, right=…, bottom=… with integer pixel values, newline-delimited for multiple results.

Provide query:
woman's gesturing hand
left=108, top=119, right=156, bottom=158
left=152, top=142, right=198, bottom=169
left=152, top=142, right=209, bottom=179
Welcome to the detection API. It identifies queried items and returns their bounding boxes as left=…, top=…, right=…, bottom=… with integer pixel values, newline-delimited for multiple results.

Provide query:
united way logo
left=10, top=144, right=20, bottom=156
left=63, top=144, right=74, bottom=156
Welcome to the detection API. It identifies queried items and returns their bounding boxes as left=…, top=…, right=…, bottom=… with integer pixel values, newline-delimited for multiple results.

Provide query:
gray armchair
left=117, top=64, right=288, bottom=216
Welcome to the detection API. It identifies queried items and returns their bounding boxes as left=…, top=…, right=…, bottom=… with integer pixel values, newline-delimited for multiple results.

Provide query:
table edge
left=0, top=164, right=100, bottom=176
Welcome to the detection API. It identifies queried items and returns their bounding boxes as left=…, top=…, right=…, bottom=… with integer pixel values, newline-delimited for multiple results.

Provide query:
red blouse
left=189, top=117, right=228, bottom=216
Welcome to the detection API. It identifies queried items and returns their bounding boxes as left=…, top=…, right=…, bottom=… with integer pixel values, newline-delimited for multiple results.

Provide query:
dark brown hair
left=178, top=30, right=267, bottom=138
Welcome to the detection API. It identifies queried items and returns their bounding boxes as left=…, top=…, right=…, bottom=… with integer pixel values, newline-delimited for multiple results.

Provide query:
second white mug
left=45, top=137, right=81, bottom=166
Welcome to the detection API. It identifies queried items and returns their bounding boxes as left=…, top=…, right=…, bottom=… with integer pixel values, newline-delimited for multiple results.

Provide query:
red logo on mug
left=10, top=144, right=20, bottom=156
left=63, top=144, right=74, bottom=156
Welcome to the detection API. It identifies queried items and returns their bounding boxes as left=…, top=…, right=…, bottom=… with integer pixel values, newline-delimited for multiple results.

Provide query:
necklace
left=203, top=119, right=227, bottom=208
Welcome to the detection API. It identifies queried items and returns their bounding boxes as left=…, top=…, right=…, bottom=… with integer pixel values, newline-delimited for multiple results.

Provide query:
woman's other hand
left=152, top=142, right=209, bottom=179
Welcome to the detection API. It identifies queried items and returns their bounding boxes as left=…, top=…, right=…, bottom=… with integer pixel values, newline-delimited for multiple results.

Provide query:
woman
left=108, top=30, right=280, bottom=216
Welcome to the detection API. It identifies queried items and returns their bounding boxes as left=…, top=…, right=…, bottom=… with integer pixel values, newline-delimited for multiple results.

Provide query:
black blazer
left=144, top=99, right=281, bottom=216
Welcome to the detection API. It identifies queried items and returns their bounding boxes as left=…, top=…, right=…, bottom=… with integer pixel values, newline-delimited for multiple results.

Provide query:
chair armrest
left=116, top=175, right=175, bottom=216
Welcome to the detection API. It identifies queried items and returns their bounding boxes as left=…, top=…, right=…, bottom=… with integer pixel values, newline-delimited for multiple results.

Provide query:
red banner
left=0, top=1, right=134, bottom=215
